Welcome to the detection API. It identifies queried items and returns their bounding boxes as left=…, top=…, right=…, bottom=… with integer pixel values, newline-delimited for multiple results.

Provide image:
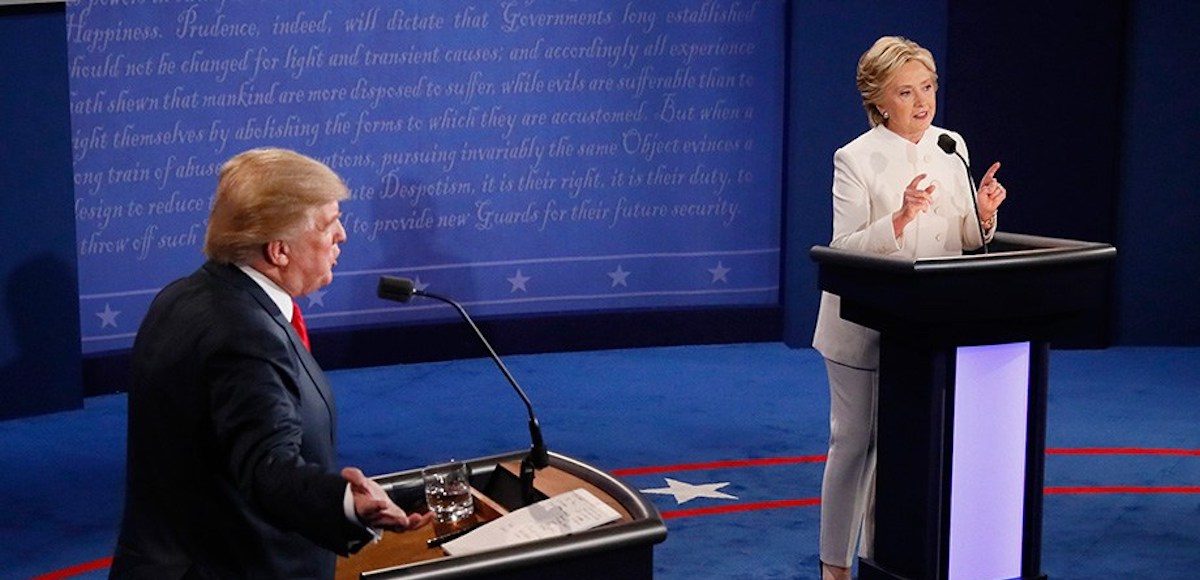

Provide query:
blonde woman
left=813, top=37, right=1008, bottom=580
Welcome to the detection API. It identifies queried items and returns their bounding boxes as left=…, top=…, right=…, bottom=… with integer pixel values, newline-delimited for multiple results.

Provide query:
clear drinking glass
left=422, top=460, right=474, bottom=524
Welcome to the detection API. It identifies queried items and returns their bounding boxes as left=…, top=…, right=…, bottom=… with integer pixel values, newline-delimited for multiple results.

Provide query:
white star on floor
left=507, top=269, right=531, bottom=292
left=306, top=289, right=327, bottom=308
left=96, top=303, right=121, bottom=328
left=708, top=261, right=731, bottom=283
left=607, top=264, right=631, bottom=287
left=641, top=478, right=738, bottom=505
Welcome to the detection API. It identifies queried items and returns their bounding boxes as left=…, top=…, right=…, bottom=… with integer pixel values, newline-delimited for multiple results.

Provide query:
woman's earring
left=880, top=109, right=889, bottom=120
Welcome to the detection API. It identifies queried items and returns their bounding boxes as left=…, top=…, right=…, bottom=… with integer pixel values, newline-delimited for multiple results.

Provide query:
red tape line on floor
left=36, top=448, right=1200, bottom=578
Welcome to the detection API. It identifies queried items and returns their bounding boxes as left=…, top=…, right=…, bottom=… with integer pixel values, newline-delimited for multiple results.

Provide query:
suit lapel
left=290, top=335, right=338, bottom=444
left=204, top=262, right=338, bottom=442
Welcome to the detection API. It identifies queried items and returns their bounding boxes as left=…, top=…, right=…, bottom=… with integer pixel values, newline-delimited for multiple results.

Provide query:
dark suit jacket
left=110, top=262, right=372, bottom=579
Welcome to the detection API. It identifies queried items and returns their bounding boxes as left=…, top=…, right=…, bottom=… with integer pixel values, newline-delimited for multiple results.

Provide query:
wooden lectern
left=336, top=450, right=667, bottom=579
left=810, top=232, right=1116, bottom=580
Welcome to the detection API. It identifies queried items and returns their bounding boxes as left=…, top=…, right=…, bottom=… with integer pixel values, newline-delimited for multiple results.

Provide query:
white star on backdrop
left=607, top=265, right=631, bottom=287
left=96, top=303, right=121, bottom=328
left=412, top=276, right=430, bottom=292
left=641, top=478, right=738, bottom=505
left=306, top=289, right=327, bottom=308
left=507, top=269, right=531, bottom=292
left=708, top=261, right=731, bottom=283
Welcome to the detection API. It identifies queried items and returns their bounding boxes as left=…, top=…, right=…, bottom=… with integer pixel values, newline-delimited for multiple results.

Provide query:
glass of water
left=422, top=460, right=474, bottom=524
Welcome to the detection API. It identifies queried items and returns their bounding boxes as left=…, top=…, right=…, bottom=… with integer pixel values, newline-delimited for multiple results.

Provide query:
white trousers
left=819, top=358, right=877, bottom=567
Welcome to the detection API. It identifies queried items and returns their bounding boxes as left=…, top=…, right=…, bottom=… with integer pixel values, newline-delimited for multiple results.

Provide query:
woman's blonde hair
left=857, top=36, right=938, bottom=127
left=203, top=148, right=348, bottom=264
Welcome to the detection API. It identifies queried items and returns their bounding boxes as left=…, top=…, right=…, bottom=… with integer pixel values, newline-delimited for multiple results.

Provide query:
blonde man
left=112, top=148, right=430, bottom=579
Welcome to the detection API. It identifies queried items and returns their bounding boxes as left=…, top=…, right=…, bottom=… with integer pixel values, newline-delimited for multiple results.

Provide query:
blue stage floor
left=1, top=344, right=1197, bottom=579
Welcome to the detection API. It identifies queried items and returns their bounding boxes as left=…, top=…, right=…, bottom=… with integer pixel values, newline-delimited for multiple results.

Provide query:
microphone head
left=377, top=276, right=415, bottom=303
left=937, top=133, right=957, bottom=155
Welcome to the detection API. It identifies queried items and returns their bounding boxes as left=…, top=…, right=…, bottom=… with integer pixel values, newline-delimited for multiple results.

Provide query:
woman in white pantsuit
left=813, top=36, right=1009, bottom=580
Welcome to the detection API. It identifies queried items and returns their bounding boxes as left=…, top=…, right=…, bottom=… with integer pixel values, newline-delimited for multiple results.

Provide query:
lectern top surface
left=810, top=232, right=1115, bottom=275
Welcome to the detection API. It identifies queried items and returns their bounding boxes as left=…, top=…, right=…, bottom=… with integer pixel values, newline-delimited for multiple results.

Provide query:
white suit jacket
left=812, top=125, right=992, bottom=369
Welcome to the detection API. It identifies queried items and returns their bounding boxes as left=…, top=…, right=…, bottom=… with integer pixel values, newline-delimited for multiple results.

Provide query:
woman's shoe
left=821, top=561, right=851, bottom=580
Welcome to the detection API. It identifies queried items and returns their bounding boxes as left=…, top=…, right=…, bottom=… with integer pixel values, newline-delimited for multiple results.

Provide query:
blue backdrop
left=1114, top=1, right=1200, bottom=344
left=66, top=0, right=784, bottom=355
left=0, top=3, right=81, bottom=419
left=2, top=1, right=1198, bottom=417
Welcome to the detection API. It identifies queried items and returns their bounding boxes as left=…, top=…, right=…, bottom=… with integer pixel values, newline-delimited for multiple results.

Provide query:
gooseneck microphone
left=937, top=133, right=989, bottom=254
left=377, top=276, right=550, bottom=504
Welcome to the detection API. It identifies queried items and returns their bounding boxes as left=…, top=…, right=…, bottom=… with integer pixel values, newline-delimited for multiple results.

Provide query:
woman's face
left=877, top=60, right=937, bottom=142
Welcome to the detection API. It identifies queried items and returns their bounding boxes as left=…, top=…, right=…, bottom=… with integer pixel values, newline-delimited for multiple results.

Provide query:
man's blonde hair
left=203, top=148, right=348, bottom=264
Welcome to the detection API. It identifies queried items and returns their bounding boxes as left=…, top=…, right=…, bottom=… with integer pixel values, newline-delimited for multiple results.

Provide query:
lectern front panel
left=948, top=342, right=1030, bottom=579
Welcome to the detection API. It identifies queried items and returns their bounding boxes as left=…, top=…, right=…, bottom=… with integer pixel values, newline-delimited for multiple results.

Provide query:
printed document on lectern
left=442, top=489, right=620, bottom=556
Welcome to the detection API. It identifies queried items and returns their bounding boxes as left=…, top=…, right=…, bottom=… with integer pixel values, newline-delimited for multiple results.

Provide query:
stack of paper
left=441, top=488, right=621, bottom=556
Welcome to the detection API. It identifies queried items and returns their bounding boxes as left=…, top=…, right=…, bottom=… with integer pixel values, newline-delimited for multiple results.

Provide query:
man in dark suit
left=110, top=148, right=430, bottom=579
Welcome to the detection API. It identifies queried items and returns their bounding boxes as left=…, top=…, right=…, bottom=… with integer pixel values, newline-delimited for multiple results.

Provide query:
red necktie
left=291, top=302, right=311, bottom=352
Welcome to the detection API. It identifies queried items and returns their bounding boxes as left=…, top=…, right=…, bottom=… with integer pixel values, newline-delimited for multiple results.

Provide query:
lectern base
left=458, top=547, right=653, bottom=580
left=860, top=558, right=1048, bottom=580
left=857, top=559, right=898, bottom=580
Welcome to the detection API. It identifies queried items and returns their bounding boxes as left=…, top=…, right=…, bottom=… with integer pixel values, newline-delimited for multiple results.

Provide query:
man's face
left=283, top=200, right=346, bottom=296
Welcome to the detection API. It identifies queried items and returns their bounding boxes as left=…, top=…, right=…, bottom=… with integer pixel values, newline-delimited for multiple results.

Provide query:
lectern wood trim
left=335, top=450, right=664, bottom=580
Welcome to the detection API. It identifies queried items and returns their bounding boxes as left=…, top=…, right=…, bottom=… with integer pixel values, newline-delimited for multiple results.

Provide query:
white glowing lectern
left=811, top=232, right=1116, bottom=580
